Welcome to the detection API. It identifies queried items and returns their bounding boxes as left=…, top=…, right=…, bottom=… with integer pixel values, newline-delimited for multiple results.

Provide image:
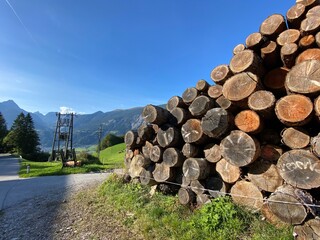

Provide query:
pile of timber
left=124, top=0, right=320, bottom=238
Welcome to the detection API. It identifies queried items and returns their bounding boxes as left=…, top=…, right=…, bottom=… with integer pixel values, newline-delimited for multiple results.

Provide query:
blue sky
left=0, top=0, right=293, bottom=114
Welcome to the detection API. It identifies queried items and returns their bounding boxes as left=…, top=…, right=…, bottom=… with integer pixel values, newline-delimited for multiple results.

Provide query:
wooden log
left=188, top=95, right=215, bottom=117
left=261, top=203, right=290, bottom=228
left=299, top=34, right=317, bottom=50
left=296, top=48, right=320, bottom=64
left=152, top=163, right=175, bottom=182
left=129, top=154, right=151, bottom=178
left=142, top=141, right=153, bottom=159
left=306, top=5, right=320, bottom=18
left=311, top=132, right=320, bottom=157
left=182, top=158, right=210, bottom=180
left=245, top=32, right=267, bottom=52
left=233, top=43, right=246, bottom=55
left=195, top=79, right=210, bottom=93
left=260, top=40, right=281, bottom=70
left=315, top=95, right=320, bottom=120
left=182, top=87, right=199, bottom=105
left=275, top=94, right=314, bottom=126
left=280, top=43, right=299, bottom=68
left=220, top=130, right=260, bottom=167
left=267, top=184, right=308, bottom=225
left=181, top=174, right=191, bottom=188
left=316, top=31, right=320, bottom=47
left=170, top=107, right=191, bottom=126
left=206, top=176, right=228, bottom=198
left=281, top=127, right=310, bottom=149
left=230, top=180, right=264, bottom=211
left=182, top=143, right=199, bottom=158
left=294, top=219, right=320, bottom=240
left=210, top=64, right=233, bottom=85
left=248, top=90, right=276, bottom=119
left=207, top=84, right=223, bottom=99
left=263, top=67, right=289, bottom=96
left=196, top=193, right=211, bottom=207
left=150, top=145, right=163, bottom=163
left=142, top=104, right=169, bottom=126
left=248, top=159, right=283, bottom=192
left=156, top=126, right=182, bottom=148
left=157, top=183, right=179, bottom=195
left=259, top=14, right=287, bottom=40
left=124, top=130, right=140, bottom=149
left=276, top=29, right=301, bottom=46
left=138, top=124, right=155, bottom=141
left=234, top=110, right=263, bottom=134
left=215, top=95, right=237, bottom=112
left=277, top=149, right=320, bottom=189
left=286, top=3, right=306, bottom=29
left=259, top=129, right=282, bottom=145
left=203, top=143, right=222, bottom=163
left=190, top=180, right=206, bottom=195
left=296, top=0, right=320, bottom=10
left=201, top=107, right=233, bottom=139
left=260, top=144, right=283, bottom=162
left=300, top=16, right=320, bottom=36
left=140, top=165, right=157, bottom=186
left=222, top=72, right=261, bottom=107
left=163, top=147, right=185, bottom=167
left=166, top=96, right=187, bottom=112
left=178, top=188, right=196, bottom=205
left=181, top=119, right=209, bottom=144
left=229, top=49, right=265, bottom=77
left=215, top=158, right=241, bottom=184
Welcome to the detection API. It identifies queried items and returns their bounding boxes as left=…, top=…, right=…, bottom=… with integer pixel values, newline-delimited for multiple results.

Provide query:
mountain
left=0, top=100, right=146, bottom=150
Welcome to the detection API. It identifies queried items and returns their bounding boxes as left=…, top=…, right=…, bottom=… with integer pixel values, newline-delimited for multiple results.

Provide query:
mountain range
left=0, top=100, right=145, bottom=150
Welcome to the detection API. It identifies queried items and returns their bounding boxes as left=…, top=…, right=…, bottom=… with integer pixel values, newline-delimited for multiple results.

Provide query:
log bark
left=248, top=158, right=284, bottom=192
left=220, top=130, right=260, bottom=167
left=233, top=43, right=246, bottom=55
left=248, top=90, right=276, bottom=119
left=260, top=40, right=281, bottom=70
left=152, top=163, right=175, bottom=182
left=182, top=143, right=199, bottom=158
left=311, top=132, right=320, bottom=157
left=207, top=84, right=223, bottom=99
left=286, top=3, right=306, bottom=29
left=277, top=149, right=320, bottom=189
left=299, top=34, right=317, bottom=50
left=210, top=64, right=233, bottom=85
left=215, top=158, right=241, bottom=184
left=178, top=187, right=196, bottom=205
left=182, top=87, right=199, bottom=105
left=234, top=110, right=263, bottom=134
left=259, top=129, right=282, bottom=145
left=300, top=16, right=320, bottom=37
left=276, top=29, right=301, bottom=46
left=267, top=184, right=308, bottom=225
left=275, top=94, right=314, bottom=126
left=245, top=32, right=267, bottom=52
left=170, top=107, right=191, bottom=126
left=229, top=49, right=265, bottom=77
left=188, top=95, right=215, bottom=117
left=138, top=124, right=155, bottom=141
left=260, top=144, right=283, bottom=162
left=222, top=72, right=261, bottom=107
left=156, top=126, right=182, bottom=148
left=259, top=14, right=287, bottom=40
left=280, top=43, right=299, bottom=68
left=316, top=31, right=320, bottom=47
left=142, top=104, right=169, bottom=126
left=195, top=79, right=210, bottom=93
left=203, top=144, right=222, bottom=163
left=181, top=119, right=208, bottom=144
left=281, top=127, right=310, bottom=149
left=230, top=180, right=264, bottom=211
left=294, top=219, right=320, bottom=240
left=150, top=145, right=163, bottom=163
left=263, top=67, right=288, bottom=96
left=166, top=96, right=187, bottom=112
left=182, top=158, right=210, bottom=180
left=201, top=107, right=233, bottom=139
left=206, top=176, right=228, bottom=198
left=296, top=48, right=320, bottom=64
left=163, top=147, right=185, bottom=167
left=315, top=95, right=320, bottom=119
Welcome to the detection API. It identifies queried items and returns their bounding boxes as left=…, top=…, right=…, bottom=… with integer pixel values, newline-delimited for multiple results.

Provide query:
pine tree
left=0, top=112, right=8, bottom=152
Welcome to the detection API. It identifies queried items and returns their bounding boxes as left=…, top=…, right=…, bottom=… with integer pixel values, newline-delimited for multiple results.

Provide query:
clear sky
left=0, top=0, right=293, bottom=114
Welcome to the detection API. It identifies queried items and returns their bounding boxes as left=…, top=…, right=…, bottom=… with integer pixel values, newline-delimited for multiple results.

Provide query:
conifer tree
left=0, top=112, right=8, bottom=152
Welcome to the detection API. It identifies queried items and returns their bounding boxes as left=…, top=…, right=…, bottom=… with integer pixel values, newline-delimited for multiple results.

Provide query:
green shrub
left=77, top=151, right=100, bottom=164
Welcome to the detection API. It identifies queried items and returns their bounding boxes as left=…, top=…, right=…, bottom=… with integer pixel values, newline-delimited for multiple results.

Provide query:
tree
left=4, top=113, right=40, bottom=157
left=100, top=133, right=124, bottom=150
left=0, top=112, right=8, bottom=152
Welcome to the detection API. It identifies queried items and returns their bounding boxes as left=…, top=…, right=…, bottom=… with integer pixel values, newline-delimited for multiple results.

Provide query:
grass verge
left=93, top=174, right=294, bottom=240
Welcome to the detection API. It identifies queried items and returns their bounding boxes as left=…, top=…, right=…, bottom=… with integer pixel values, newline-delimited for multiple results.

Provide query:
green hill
left=99, top=143, right=126, bottom=168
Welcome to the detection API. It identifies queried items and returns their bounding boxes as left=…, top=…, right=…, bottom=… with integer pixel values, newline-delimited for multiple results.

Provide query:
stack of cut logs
left=124, top=0, right=320, bottom=238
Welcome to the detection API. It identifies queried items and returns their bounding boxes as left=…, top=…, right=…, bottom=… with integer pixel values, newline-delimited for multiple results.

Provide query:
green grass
left=96, top=174, right=294, bottom=240
left=19, top=143, right=126, bottom=178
